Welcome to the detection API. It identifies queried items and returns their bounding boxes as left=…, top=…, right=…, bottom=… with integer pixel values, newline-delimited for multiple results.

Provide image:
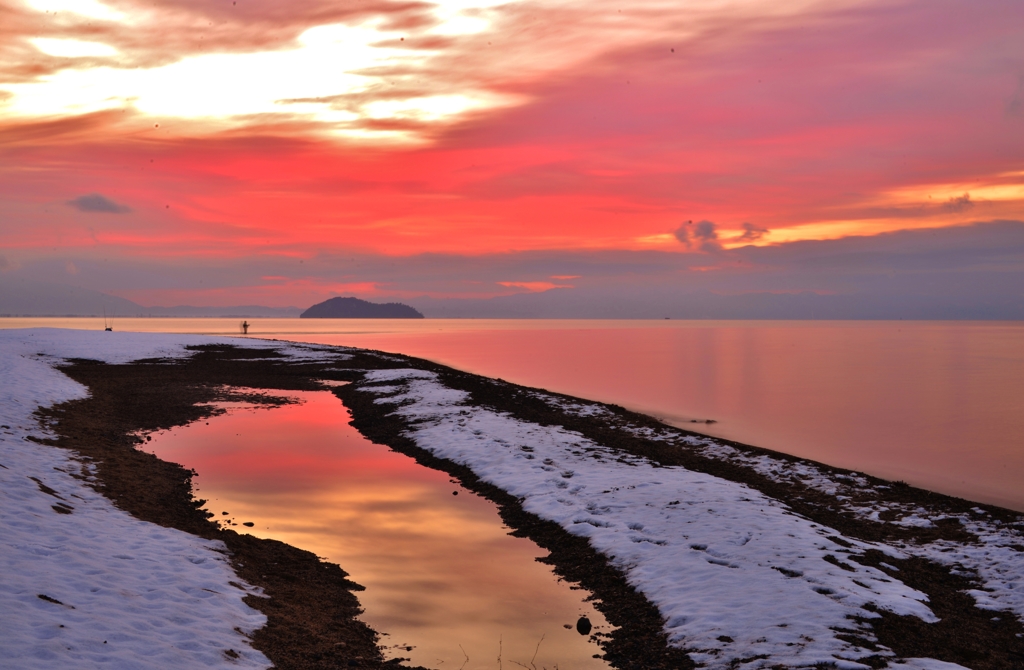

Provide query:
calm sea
left=5, top=317, right=1022, bottom=511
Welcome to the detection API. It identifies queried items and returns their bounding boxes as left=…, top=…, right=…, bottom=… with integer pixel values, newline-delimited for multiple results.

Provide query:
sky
left=1, top=0, right=1023, bottom=314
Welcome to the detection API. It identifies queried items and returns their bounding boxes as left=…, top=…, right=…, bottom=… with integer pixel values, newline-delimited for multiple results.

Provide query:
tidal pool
left=146, top=388, right=611, bottom=669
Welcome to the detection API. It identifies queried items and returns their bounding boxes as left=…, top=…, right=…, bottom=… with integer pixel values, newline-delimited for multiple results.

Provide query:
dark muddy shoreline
left=34, top=341, right=1024, bottom=670
left=38, top=346, right=400, bottom=670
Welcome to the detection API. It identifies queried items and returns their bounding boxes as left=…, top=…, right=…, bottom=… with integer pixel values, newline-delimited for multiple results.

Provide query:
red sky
left=1, top=0, right=1023, bottom=309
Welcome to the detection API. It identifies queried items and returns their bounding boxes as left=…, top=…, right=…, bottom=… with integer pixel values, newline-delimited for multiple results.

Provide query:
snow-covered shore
left=3, top=328, right=1022, bottom=670
left=356, top=368, right=1024, bottom=670
left=0, top=329, right=275, bottom=669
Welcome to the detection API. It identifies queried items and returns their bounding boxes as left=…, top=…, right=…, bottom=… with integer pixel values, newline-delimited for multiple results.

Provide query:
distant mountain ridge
left=0, top=277, right=302, bottom=317
left=300, top=296, right=424, bottom=319
left=140, top=304, right=303, bottom=317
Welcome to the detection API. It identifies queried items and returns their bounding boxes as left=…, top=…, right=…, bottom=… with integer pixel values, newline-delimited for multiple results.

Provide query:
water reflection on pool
left=146, top=389, right=611, bottom=669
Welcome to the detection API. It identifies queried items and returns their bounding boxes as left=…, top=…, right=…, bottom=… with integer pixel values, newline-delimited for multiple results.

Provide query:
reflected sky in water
left=146, top=389, right=610, bottom=669
left=284, top=321, right=1024, bottom=511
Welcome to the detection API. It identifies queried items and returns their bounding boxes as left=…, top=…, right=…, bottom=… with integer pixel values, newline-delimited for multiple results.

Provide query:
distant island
left=300, top=296, right=424, bottom=319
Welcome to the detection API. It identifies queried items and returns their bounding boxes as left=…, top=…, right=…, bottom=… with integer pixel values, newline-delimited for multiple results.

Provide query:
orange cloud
left=497, top=281, right=573, bottom=293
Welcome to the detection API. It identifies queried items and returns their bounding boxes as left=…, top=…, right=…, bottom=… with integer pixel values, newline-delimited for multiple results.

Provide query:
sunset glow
left=1, top=0, right=1022, bottom=308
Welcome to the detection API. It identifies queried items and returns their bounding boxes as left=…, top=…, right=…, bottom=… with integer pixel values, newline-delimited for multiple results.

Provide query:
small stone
left=243, top=522, right=254, bottom=527
left=576, top=616, right=592, bottom=636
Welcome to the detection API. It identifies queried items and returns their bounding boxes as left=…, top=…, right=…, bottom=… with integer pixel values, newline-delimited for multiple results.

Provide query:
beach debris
left=576, top=616, right=592, bottom=635
left=38, top=594, right=72, bottom=607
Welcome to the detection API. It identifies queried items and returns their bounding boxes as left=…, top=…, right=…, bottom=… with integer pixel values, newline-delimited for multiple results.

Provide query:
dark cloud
left=672, top=221, right=691, bottom=245
left=67, top=193, right=132, bottom=214
left=693, top=220, right=717, bottom=241
left=6, top=220, right=1024, bottom=318
left=738, top=222, right=769, bottom=242
left=407, top=220, right=1024, bottom=319
left=673, top=220, right=721, bottom=251
left=940, top=193, right=973, bottom=213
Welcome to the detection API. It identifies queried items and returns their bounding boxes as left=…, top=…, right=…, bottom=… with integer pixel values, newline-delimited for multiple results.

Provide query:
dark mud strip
left=334, top=383, right=694, bottom=670
left=36, top=343, right=694, bottom=669
left=440, top=371, right=1024, bottom=669
left=33, top=343, right=1024, bottom=670
left=38, top=346, right=414, bottom=670
left=339, top=350, right=1024, bottom=670
left=850, top=551, right=1024, bottom=669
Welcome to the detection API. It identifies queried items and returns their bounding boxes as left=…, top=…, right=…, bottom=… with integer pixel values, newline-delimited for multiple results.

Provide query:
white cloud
left=4, top=18, right=518, bottom=141
left=24, top=0, right=125, bottom=22
left=3, top=0, right=855, bottom=142
left=31, top=38, right=119, bottom=58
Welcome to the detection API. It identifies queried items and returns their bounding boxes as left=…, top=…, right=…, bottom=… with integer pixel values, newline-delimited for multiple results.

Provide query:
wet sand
left=33, top=342, right=1024, bottom=669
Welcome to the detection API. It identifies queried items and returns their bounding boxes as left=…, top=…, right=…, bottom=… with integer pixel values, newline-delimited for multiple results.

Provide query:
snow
left=683, top=438, right=1024, bottom=624
left=0, top=329, right=299, bottom=669
left=359, top=368, right=1024, bottom=669
left=3, top=328, right=1020, bottom=669
left=536, top=386, right=1024, bottom=628
left=888, top=660, right=972, bottom=670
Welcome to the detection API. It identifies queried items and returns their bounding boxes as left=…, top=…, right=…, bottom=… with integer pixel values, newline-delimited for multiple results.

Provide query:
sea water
left=4, top=317, right=1022, bottom=511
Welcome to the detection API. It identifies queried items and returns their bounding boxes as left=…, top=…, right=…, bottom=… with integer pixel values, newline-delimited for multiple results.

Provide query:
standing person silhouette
left=241, top=320, right=250, bottom=334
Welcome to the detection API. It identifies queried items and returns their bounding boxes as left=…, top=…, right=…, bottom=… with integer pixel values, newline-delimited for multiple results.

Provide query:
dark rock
left=576, top=616, right=592, bottom=636
left=300, top=297, right=423, bottom=319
